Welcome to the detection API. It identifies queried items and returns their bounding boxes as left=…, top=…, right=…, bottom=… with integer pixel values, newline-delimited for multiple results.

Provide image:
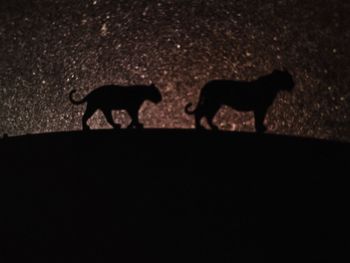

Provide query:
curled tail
left=185, top=102, right=197, bottom=114
left=69, top=89, right=87, bottom=105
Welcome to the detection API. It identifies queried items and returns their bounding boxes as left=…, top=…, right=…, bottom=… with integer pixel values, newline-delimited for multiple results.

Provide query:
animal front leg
left=127, top=107, right=143, bottom=129
left=102, top=109, right=121, bottom=129
left=254, top=107, right=268, bottom=133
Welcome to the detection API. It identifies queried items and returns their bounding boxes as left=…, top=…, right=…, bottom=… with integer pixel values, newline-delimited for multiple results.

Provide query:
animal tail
left=69, top=89, right=86, bottom=105
left=185, top=102, right=197, bottom=114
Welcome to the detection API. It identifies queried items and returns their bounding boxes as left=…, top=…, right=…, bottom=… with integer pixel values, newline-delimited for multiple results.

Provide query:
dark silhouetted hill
left=0, top=130, right=349, bottom=262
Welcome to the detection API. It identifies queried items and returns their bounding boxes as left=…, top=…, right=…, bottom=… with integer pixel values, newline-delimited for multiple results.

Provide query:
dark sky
left=0, top=0, right=349, bottom=141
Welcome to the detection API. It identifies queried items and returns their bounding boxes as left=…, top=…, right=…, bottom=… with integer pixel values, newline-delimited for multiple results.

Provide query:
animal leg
left=82, top=105, right=96, bottom=130
left=102, top=109, right=121, bottom=129
left=254, top=108, right=268, bottom=133
left=206, top=108, right=219, bottom=131
left=195, top=113, right=205, bottom=130
left=127, top=108, right=143, bottom=129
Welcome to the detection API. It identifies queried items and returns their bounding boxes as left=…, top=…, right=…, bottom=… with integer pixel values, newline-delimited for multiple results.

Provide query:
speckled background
left=0, top=0, right=349, bottom=141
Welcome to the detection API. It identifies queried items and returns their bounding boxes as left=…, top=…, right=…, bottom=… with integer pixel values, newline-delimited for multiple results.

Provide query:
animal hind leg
left=194, top=113, right=205, bottom=130
left=102, top=109, right=121, bottom=129
left=82, top=104, right=96, bottom=130
left=206, top=109, right=219, bottom=131
left=254, top=107, right=268, bottom=133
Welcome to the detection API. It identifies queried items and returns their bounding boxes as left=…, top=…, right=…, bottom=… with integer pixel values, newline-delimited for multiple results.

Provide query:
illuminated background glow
left=0, top=0, right=349, bottom=141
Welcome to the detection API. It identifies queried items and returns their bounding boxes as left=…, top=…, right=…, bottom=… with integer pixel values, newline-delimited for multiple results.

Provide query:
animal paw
left=127, top=123, right=143, bottom=129
left=197, top=126, right=206, bottom=131
left=256, top=125, right=267, bottom=133
left=210, top=125, right=219, bottom=131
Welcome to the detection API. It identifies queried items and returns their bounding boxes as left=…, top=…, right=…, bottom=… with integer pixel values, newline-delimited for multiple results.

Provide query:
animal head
left=147, top=83, right=162, bottom=104
left=271, top=69, right=295, bottom=92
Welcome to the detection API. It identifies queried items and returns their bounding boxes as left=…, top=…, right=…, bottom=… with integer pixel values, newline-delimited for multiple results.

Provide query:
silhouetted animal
left=69, top=84, right=162, bottom=130
left=185, top=69, right=294, bottom=133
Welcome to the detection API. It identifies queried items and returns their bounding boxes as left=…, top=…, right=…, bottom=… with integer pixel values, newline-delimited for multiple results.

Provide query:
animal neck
left=256, top=75, right=279, bottom=91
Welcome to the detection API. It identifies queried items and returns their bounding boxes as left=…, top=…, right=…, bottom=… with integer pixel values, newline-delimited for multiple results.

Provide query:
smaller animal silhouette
left=69, top=84, right=162, bottom=130
left=185, top=69, right=294, bottom=133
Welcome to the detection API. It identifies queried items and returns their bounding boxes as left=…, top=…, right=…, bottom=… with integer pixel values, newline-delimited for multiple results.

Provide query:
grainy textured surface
left=0, top=0, right=349, bottom=141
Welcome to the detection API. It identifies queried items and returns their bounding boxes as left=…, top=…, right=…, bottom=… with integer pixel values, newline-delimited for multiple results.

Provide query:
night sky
left=0, top=0, right=349, bottom=141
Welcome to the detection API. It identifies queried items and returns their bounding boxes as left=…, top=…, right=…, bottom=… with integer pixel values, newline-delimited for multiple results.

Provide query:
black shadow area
left=0, top=129, right=349, bottom=262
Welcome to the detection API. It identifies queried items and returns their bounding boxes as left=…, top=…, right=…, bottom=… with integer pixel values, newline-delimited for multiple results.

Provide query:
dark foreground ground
left=0, top=129, right=349, bottom=262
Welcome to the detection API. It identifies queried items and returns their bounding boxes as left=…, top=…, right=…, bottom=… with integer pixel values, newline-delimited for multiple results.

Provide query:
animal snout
left=156, top=92, right=163, bottom=103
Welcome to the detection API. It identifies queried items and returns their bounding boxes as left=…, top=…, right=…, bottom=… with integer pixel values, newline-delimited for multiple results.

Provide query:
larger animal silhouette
left=185, top=69, right=295, bottom=133
left=69, top=84, right=162, bottom=130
